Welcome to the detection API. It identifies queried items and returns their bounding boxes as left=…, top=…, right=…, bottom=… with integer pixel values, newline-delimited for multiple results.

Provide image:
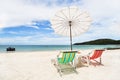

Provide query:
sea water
left=0, top=45, right=120, bottom=53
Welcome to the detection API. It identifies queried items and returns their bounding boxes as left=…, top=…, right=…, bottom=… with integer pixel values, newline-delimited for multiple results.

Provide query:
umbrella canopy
left=50, top=6, right=92, bottom=50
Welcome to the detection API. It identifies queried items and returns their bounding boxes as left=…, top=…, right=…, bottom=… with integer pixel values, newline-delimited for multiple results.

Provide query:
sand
left=0, top=49, right=120, bottom=80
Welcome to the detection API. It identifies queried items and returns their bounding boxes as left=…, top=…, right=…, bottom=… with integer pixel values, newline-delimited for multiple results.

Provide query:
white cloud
left=0, top=0, right=60, bottom=28
left=1, top=0, right=119, bottom=29
left=0, top=36, right=32, bottom=45
left=74, top=22, right=120, bottom=43
left=109, top=23, right=120, bottom=36
left=82, top=0, right=120, bottom=22
left=0, top=34, right=70, bottom=45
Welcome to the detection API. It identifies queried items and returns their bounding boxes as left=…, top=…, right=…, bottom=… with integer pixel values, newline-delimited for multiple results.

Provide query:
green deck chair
left=56, top=51, right=78, bottom=76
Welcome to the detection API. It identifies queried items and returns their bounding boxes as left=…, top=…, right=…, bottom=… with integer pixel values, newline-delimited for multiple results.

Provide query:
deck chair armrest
left=89, top=51, right=92, bottom=54
left=57, top=51, right=61, bottom=57
left=88, top=50, right=93, bottom=56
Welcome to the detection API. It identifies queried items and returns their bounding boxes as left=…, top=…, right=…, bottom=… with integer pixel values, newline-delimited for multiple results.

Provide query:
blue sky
left=0, top=0, right=120, bottom=45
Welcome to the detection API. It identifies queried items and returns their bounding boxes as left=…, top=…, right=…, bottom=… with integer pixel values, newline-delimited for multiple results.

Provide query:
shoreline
left=105, top=47, right=120, bottom=50
left=0, top=44, right=119, bottom=53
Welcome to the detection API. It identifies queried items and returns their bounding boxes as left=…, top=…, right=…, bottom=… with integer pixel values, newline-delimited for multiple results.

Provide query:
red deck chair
left=81, top=50, right=105, bottom=66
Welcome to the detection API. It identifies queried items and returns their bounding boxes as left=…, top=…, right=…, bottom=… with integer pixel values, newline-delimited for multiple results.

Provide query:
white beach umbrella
left=50, top=6, right=92, bottom=50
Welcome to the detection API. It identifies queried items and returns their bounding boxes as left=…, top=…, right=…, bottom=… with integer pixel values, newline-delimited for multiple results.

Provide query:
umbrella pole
left=69, top=21, right=72, bottom=51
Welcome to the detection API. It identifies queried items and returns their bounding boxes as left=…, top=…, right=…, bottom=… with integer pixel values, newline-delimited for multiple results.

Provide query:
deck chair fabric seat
left=90, top=50, right=104, bottom=60
left=57, top=51, right=76, bottom=64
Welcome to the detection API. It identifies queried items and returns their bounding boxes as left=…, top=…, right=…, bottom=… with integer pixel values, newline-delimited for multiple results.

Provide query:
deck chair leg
left=58, top=69, right=62, bottom=77
left=100, top=57, right=102, bottom=64
left=73, top=68, right=78, bottom=74
left=98, top=57, right=103, bottom=66
left=86, top=56, right=90, bottom=66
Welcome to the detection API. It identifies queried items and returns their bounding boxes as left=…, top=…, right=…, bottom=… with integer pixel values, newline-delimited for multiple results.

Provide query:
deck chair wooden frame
left=81, top=49, right=105, bottom=66
left=52, top=51, right=78, bottom=76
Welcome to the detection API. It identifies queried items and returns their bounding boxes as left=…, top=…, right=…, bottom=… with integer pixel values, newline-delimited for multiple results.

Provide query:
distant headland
left=74, top=39, right=120, bottom=45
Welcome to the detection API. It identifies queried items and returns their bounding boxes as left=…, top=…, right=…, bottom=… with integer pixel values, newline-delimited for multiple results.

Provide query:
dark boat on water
left=6, top=47, right=16, bottom=51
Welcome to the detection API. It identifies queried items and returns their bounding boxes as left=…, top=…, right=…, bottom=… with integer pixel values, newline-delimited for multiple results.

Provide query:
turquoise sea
left=0, top=45, right=120, bottom=53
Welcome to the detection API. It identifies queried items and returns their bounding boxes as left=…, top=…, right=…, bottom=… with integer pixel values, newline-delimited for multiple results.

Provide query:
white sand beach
left=0, top=49, right=120, bottom=80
